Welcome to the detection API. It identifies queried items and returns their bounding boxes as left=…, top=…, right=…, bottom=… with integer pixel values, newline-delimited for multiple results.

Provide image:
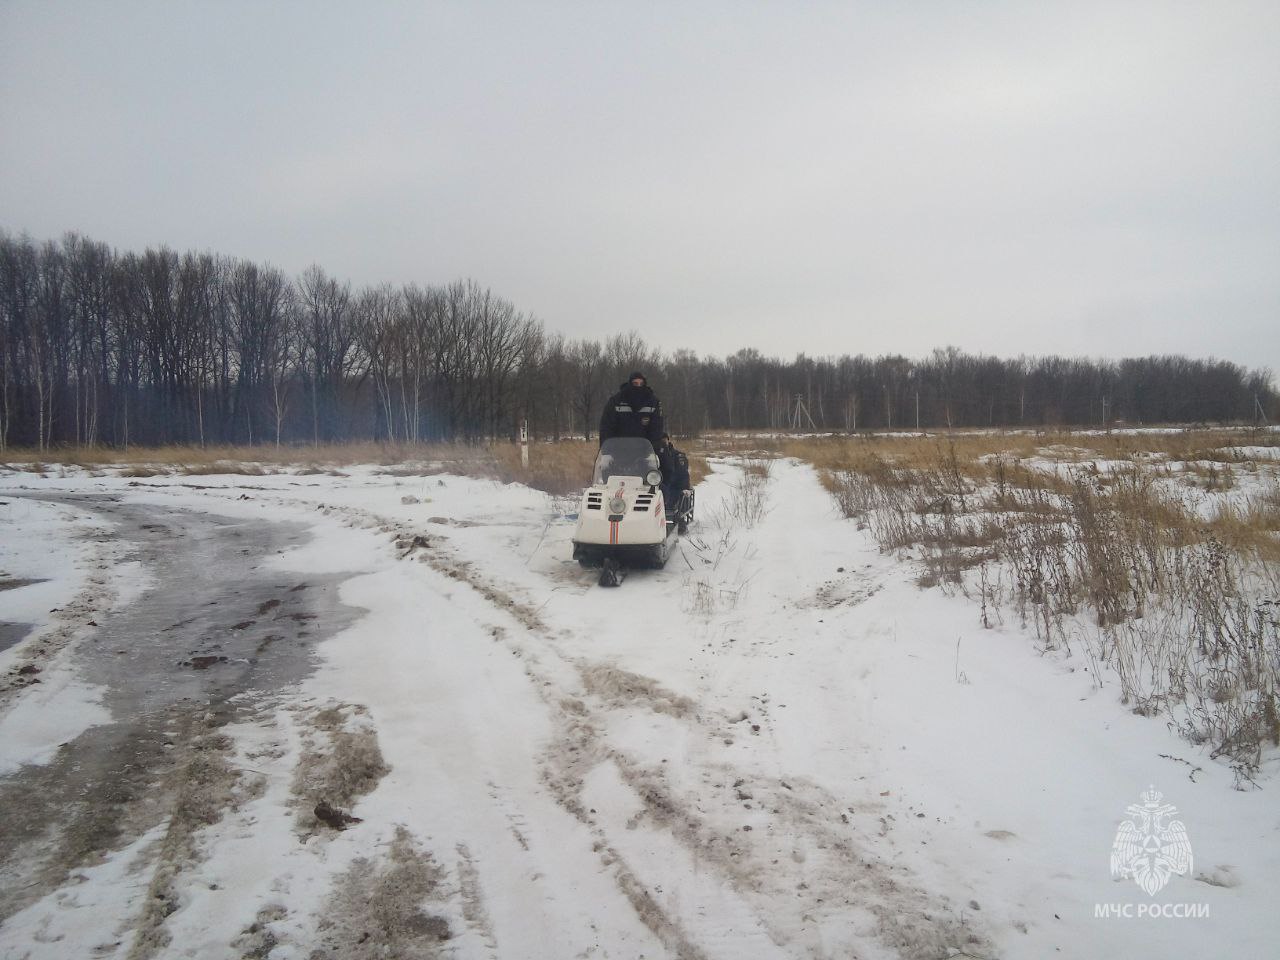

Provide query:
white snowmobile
left=572, top=437, right=692, bottom=587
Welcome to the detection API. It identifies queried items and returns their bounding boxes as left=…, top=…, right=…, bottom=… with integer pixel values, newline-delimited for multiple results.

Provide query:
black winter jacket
left=599, top=382, right=664, bottom=446
left=658, top=442, right=690, bottom=490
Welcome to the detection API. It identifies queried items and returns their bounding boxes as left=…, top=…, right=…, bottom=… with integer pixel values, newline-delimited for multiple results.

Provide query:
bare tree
left=297, top=265, right=357, bottom=444
left=229, top=260, right=293, bottom=444
left=604, top=330, right=660, bottom=388
left=268, top=289, right=301, bottom=448
left=29, top=240, right=69, bottom=450
left=473, top=285, right=539, bottom=440
left=0, top=233, right=39, bottom=449
left=537, top=333, right=572, bottom=439
left=357, top=284, right=413, bottom=442
left=62, top=233, right=114, bottom=446
left=568, top=338, right=607, bottom=441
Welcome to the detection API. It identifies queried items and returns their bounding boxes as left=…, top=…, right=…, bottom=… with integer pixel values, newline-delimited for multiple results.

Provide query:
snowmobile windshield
left=594, top=438, right=659, bottom=485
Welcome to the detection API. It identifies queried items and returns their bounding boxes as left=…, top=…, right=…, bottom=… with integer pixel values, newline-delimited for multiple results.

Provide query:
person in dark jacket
left=657, top=433, right=690, bottom=492
left=657, top=433, right=695, bottom=531
left=599, top=371, right=664, bottom=447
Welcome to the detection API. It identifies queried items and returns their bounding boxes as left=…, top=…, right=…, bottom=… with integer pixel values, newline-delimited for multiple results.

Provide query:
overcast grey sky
left=2, top=1, right=1277, bottom=373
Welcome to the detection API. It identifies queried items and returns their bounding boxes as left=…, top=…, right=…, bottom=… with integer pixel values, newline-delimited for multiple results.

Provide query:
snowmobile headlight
left=608, top=496, right=627, bottom=515
left=645, top=470, right=662, bottom=486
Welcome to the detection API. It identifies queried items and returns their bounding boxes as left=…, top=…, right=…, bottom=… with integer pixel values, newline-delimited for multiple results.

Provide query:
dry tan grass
left=795, top=432, right=1280, bottom=562
left=781, top=428, right=1280, bottom=778
left=1208, top=481, right=1280, bottom=562
left=686, top=452, right=711, bottom=487
left=5, top=427, right=1273, bottom=471
left=781, top=433, right=1037, bottom=473
left=1096, top=428, right=1279, bottom=462
left=692, top=432, right=786, bottom=457
left=0, top=440, right=495, bottom=470
left=771, top=426, right=1279, bottom=470
left=180, top=461, right=268, bottom=477
left=490, top=440, right=598, bottom=497
left=1, top=437, right=710, bottom=501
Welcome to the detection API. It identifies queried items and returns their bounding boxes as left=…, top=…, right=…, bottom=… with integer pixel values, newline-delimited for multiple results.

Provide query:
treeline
left=1, top=231, right=1274, bottom=450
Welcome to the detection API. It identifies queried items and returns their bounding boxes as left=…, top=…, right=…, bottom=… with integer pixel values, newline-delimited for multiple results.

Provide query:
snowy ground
left=0, top=457, right=1276, bottom=959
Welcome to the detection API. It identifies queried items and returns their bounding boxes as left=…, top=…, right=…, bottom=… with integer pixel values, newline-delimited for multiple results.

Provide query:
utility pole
left=791, top=394, right=817, bottom=431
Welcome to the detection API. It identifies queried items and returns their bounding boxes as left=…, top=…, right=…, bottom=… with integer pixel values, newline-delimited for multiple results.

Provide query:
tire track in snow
left=142, top=473, right=993, bottom=958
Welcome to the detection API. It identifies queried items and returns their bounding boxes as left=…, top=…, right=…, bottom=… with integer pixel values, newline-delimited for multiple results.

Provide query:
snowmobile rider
left=657, top=433, right=695, bottom=531
left=599, top=371, right=665, bottom=448
left=656, top=433, right=690, bottom=499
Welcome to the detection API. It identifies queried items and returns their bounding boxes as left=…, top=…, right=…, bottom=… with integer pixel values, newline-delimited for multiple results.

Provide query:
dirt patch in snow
left=807, top=572, right=883, bottom=609
left=232, top=903, right=289, bottom=959
left=579, top=663, right=697, bottom=719
left=0, top=699, right=254, bottom=955
left=308, top=826, right=452, bottom=960
left=0, top=711, right=174, bottom=922
left=126, top=712, right=246, bottom=960
left=455, top=842, right=499, bottom=953
left=290, top=704, right=389, bottom=838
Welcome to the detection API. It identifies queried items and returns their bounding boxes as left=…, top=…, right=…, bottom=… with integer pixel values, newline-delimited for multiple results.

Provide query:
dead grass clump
left=371, top=443, right=497, bottom=477
left=697, top=432, right=785, bottom=457
left=180, top=460, right=268, bottom=476
left=490, top=440, right=597, bottom=496
left=686, top=452, right=711, bottom=487
left=1207, top=482, right=1280, bottom=563
left=291, top=704, right=389, bottom=837
left=580, top=663, right=696, bottom=718
left=231, top=904, right=288, bottom=958
left=1181, top=460, right=1238, bottom=491
left=783, top=434, right=1014, bottom=480
left=1063, top=468, right=1182, bottom=626
left=310, top=826, right=452, bottom=960
left=719, top=456, right=773, bottom=527
left=987, top=457, right=1075, bottom=508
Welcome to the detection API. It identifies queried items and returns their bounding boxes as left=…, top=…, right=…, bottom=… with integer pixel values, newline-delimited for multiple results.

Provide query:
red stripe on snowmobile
left=610, top=520, right=619, bottom=544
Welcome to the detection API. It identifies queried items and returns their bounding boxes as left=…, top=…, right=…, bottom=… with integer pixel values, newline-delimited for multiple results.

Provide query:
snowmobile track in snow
left=294, top=486, right=994, bottom=958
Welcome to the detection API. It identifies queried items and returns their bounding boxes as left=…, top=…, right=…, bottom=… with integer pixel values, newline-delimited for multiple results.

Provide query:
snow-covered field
left=1, top=456, right=1277, bottom=959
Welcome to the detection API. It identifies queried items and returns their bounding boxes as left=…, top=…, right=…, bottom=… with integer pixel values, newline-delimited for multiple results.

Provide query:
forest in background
left=1, top=230, right=1274, bottom=450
